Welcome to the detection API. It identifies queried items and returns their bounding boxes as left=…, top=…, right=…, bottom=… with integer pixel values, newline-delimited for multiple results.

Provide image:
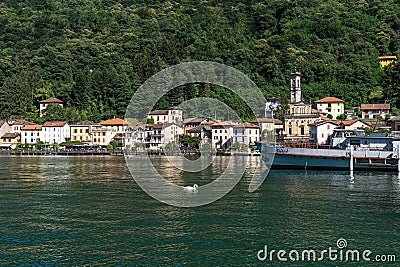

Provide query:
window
left=327, top=125, right=330, bottom=130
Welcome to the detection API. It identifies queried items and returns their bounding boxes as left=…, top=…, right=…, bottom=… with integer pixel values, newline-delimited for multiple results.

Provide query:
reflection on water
left=0, top=155, right=399, bottom=266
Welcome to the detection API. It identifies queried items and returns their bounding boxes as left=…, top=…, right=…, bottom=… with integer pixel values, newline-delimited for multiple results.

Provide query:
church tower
left=290, top=70, right=302, bottom=103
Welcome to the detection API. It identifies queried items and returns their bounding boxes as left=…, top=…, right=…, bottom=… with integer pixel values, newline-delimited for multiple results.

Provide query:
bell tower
left=290, top=70, right=302, bottom=103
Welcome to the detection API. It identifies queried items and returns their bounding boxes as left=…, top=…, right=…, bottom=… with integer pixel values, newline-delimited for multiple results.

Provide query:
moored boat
left=256, top=130, right=400, bottom=171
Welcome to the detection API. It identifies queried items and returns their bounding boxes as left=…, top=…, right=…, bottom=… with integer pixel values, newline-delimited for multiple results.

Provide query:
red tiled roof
left=378, top=56, right=397, bottom=59
left=211, top=121, right=237, bottom=127
left=360, top=104, right=390, bottom=110
left=339, top=119, right=358, bottom=126
left=148, top=110, right=169, bottom=115
left=43, top=121, right=68, bottom=127
left=99, top=118, right=129, bottom=125
left=39, top=97, right=63, bottom=103
left=200, top=120, right=217, bottom=125
left=9, top=120, right=35, bottom=126
left=250, top=118, right=283, bottom=125
left=233, top=122, right=260, bottom=128
left=315, top=97, right=344, bottom=103
left=21, top=125, right=42, bottom=131
left=145, top=123, right=164, bottom=129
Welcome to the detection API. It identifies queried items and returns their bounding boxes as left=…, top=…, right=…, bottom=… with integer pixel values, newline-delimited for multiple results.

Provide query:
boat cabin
left=330, top=129, right=365, bottom=147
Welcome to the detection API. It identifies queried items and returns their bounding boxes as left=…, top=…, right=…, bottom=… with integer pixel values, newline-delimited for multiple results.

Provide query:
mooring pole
left=397, top=144, right=400, bottom=176
left=350, top=145, right=354, bottom=177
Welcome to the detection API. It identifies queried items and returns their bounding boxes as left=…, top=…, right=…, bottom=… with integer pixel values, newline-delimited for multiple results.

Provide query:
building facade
left=309, top=121, right=338, bottom=145
left=211, top=121, right=236, bottom=149
left=21, top=125, right=42, bottom=144
left=42, top=121, right=70, bottom=144
left=315, top=97, right=345, bottom=119
left=360, top=104, right=390, bottom=119
left=39, top=97, right=64, bottom=117
left=147, top=107, right=183, bottom=124
left=232, top=122, right=260, bottom=146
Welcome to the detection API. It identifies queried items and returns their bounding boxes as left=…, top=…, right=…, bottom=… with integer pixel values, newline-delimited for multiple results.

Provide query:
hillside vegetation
left=0, top=0, right=399, bottom=122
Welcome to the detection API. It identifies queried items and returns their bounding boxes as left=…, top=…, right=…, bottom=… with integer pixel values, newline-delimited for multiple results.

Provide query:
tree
left=336, top=114, right=347, bottom=120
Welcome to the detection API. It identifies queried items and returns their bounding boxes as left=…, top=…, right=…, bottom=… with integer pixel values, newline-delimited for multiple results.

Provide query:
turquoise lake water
left=0, top=155, right=399, bottom=266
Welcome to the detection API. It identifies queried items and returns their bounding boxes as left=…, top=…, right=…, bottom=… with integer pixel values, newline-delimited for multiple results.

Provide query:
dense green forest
left=0, top=0, right=399, bottom=122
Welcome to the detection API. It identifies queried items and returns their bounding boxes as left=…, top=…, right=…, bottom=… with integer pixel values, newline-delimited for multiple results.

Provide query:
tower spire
left=290, top=70, right=301, bottom=103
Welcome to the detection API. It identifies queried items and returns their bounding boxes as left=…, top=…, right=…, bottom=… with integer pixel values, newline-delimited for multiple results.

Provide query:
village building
left=284, top=70, right=321, bottom=141
left=147, top=107, right=183, bottom=124
left=232, top=122, right=260, bottom=146
left=182, top=117, right=211, bottom=134
left=187, top=124, right=212, bottom=146
left=0, top=132, right=20, bottom=149
left=251, top=118, right=284, bottom=137
left=99, top=118, right=130, bottom=133
left=21, top=124, right=42, bottom=144
left=42, top=121, right=70, bottom=144
left=8, top=120, right=35, bottom=134
left=387, top=116, right=400, bottom=132
left=378, top=55, right=397, bottom=68
left=315, top=97, right=345, bottom=119
left=123, top=125, right=146, bottom=150
left=39, top=97, right=64, bottom=117
left=70, top=121, right=95, bottom=143
left=90, top=125, right=115, bottom=146
left=265, top=97, right=281, bottom=118
left=0, top=120, right=11, bottom=141
left=360, top=103, right=391, bottom=119
left=309, top=120, right=339, bottom=145
left=211, top=121, right=237, bottom=149
left=337, top=119, right=372, bottom=130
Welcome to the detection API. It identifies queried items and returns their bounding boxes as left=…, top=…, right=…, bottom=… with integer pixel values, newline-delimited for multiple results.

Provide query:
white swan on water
left=183, top=184, right=198, bottom=192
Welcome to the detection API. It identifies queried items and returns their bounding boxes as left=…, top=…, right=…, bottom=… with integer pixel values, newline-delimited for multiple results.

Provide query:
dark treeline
left=0, top=0, right=399, bottom=122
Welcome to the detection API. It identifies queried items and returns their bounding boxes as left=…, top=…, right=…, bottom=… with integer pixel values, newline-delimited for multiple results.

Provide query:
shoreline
left=0, top=150, right=261, bottom=157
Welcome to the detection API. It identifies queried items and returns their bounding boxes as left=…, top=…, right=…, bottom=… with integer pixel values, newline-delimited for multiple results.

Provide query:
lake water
left=0, top=155, right=399, bottom=266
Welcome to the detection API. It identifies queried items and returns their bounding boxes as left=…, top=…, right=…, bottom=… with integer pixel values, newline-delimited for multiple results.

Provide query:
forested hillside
left=0, top=0, right=399, bottom=122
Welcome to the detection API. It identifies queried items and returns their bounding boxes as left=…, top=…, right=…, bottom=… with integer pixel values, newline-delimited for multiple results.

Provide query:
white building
left=21, top=124, right=42, bottom=144
left=233, top=122, right=260, bottom=146
left=147, top=107, right=183, bottom=124
left=315, top=97, right=345, bottom=119
left=99, top=118, right=129, bottom=133
left=124, top=125, right=146, bottom=150
left=39, top=98, right=64, bottom=117
left=42, top=121, right=70, bottom=144
left=338, top=119, right=371, bottom=130
left=309, top=120, right=338, bottom=145
left=265, top=97, right=281, bottom=118
left=163, top=123, right=183, bottom=144
left=211, top=121, right=237, bottom=149
left=360, top=103, right=391, bottom=119
left=8, top=120, right=35, bottom=134
left=145, top=123, right=183, bottom=149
